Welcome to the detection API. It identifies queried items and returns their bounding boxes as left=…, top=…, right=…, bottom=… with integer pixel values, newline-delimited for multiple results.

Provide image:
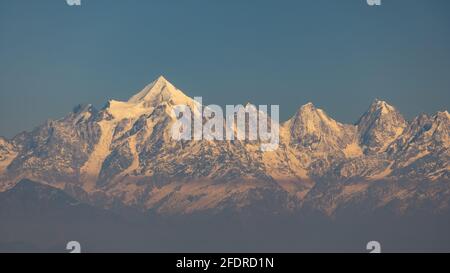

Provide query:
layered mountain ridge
left=0, top=76, right=448, bottom=215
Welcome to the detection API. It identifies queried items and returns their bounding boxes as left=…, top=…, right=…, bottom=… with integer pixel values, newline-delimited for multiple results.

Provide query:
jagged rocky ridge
left=0, top=76, right=448, bottom=215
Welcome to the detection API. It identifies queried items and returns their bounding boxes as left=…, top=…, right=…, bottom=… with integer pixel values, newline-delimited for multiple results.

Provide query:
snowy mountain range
left=0, top=76, right=449, bottom=216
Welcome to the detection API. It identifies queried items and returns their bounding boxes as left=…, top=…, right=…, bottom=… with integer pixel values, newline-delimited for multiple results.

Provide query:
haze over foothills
left=1, top=0, right=450, bottom=138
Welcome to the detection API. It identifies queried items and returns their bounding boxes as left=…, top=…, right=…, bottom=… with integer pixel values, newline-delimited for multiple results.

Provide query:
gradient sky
left=0, top=0, right=449, bottom=138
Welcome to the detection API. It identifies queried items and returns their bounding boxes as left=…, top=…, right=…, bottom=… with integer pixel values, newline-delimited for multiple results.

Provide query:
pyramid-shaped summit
left=357, top=99, right=408, bottom=153
left=127, top=75, right=193, bottom=106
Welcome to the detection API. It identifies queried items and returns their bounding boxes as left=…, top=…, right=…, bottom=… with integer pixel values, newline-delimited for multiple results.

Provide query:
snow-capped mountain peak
left=436, top=110, right=450, bottom=122
left=301, top=102, right=315, bottom=109
left=100, top=76, right=201, bottom=121
left=127, top=75, right=193, bottom=106
left=371, top=99, right=396, bottom=114
left=357, top=99, right=408, bottom=153
left=289, top=102, right=349, bottom=137
left=285, top=102, right=357, bottom=156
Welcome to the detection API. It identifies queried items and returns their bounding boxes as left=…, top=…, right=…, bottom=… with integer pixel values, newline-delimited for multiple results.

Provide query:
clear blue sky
left=1, top=0, right=449, bottom=138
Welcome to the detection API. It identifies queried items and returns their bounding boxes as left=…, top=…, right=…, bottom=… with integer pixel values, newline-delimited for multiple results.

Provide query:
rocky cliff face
left=357, top=99, right=408, bottom=154
left=0, top=76, right=448, bottom=215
